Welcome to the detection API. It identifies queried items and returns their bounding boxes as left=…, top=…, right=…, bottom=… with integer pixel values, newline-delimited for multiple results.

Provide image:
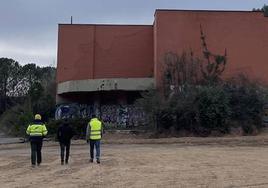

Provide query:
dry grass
left=1, top=135, right=268, bottom=188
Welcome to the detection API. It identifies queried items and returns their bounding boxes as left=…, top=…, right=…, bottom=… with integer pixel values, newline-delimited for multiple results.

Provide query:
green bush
left=197, top=86, right=230, bottom=135
left=168, top=85, right=230, bottom=136
left=224, top=76, right=266, bottom=134
left=138, top=80, right=267, bottom=136
left=0, top=104, right=33, bottom=137
left=135, top=88, right=164, bottom=131
left=171, top=86, right=198, bottom=132
left=156, top=107, right=174, bottom=131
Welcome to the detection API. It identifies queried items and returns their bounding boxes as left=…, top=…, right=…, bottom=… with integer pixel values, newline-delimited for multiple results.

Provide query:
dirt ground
left=1, top=134, right=268, bottom=188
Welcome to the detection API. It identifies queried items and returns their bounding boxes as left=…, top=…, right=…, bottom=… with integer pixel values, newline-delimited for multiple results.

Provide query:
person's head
left=91, top=114, right=97, bottom=119
left=63, top=118, right=69, bottom=126
left=34, top=114, right=42, bottom=121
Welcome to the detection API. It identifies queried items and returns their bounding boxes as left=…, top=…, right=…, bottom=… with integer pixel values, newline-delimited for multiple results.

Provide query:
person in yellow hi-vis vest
left=86, top=114, right=103, bottom=164
left=26, top=114, right=47, bottom=167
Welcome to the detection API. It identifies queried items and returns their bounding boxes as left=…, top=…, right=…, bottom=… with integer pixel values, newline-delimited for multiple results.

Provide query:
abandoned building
left=56, top=9, right=268, bottom=127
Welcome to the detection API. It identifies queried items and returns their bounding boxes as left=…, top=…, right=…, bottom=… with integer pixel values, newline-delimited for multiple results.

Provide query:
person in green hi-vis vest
left=26, top=114, right=47, bottom=167
left=86, top=114, right=103, bottom=164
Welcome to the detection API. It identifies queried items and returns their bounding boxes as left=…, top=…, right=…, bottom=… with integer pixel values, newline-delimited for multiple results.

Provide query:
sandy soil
left=1, top=135, right=268, bottom=188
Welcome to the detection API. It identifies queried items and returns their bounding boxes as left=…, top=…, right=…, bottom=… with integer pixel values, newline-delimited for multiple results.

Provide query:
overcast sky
left=0, top=0, right=267, bottom=67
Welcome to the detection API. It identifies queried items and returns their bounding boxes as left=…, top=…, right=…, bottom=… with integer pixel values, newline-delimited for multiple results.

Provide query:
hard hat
left=34, top=114, right=42, bottom=120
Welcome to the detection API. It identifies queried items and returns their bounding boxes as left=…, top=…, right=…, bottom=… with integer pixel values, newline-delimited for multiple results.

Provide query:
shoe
left=37, top=163, right=40, bottom=166
left=65, top=160, right=68, bottom=165
left=89, top=158, right=93, bottom=163
left=61, top=161, right=64, bottom=165
left=31, top=164, right=35, bottom=168
left=97, top=159, right=100, bottom=164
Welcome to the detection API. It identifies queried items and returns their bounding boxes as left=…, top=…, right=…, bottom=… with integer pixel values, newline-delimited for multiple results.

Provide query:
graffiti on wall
left=55, top=103, right=147, bottom=127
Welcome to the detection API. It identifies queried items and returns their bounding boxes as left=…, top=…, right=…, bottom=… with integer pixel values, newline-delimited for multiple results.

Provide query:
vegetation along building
left=56, top=9, right=268, bottom=127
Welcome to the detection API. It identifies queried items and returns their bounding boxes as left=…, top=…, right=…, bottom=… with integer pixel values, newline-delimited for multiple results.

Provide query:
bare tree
left=200, top=25, right=227, bottom=85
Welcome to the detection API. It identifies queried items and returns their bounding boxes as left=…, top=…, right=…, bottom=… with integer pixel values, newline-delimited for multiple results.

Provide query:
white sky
left=0, top=0, right=267, bottom=66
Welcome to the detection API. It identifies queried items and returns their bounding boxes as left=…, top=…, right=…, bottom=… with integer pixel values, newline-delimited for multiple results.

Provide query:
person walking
left=86, top=114, right=103, bottom=164
left=26, top=114, right=47, bottom=167
left=57, top=119, right=75, bottom=165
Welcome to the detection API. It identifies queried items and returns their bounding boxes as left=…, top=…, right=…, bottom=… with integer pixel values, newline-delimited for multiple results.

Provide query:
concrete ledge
left=57, top=78, right=155, bottom=94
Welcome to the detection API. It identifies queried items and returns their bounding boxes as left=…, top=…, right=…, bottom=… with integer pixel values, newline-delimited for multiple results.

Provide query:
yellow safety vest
left=26, top=124, right=48, bottom=137
left=89, top=118, right=102, bottom=140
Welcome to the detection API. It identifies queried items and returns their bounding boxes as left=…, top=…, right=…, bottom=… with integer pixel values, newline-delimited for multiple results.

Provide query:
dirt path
left=1, top=136, right=268, bottom=188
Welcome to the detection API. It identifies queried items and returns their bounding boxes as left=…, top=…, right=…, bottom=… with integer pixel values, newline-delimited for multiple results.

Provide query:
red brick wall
left=94, top=25, right=153, bottom=79
left=57, top=25, right=153, bottom=83
left=57, top=25, right=95, bottom=82
left=57, top=11, right=268, bottom=87
left=154, top=10, right=268, bottom=86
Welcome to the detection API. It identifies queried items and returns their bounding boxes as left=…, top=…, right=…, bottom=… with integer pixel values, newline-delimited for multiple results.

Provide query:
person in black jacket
left=57, top=119, right=75, bottom=165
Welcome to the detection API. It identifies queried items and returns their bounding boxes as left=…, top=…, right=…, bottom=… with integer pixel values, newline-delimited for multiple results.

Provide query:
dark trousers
left=60, top=142, right=70, bottom=162
left=30, top=141, right=43, bottom=165
left=90, top=140, right=100, bottom=159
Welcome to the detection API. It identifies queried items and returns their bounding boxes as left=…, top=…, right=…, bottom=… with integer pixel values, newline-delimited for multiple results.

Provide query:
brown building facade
left=56, top=10, right=268, bottom=126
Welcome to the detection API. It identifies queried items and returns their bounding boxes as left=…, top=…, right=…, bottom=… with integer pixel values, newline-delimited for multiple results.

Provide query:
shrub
left=0, top=104, right=33, bottom=137
left=156, top=107, right=174, bottom=131
left=171, top=86, right=199, bottom=132
left=196, top=86, right=230, bottom=135
left=135, top=88, right=164, bottom=131
left=224, top=75, right=267, bottom=133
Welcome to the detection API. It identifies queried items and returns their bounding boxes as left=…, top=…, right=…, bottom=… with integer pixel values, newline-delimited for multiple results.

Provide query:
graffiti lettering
left=55, top=103, right=147, bottom=128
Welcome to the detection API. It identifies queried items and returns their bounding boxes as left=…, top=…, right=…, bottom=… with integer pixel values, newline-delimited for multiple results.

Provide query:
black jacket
left=57, top=123, right=75, bottom=144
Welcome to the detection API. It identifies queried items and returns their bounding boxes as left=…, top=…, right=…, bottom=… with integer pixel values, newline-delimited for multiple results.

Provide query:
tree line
left=0, top=58, right=56, bottom=136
